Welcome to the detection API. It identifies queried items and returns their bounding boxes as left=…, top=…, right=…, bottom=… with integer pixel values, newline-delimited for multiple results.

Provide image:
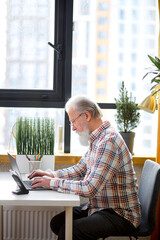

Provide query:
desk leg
left=0, top=205, right=3, bottom=240
left=65, top=206, right=72, bottom=240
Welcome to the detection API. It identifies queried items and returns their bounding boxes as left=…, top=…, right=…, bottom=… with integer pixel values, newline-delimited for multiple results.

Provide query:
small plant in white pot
left=114, top=81, right=141, bottom=154
left=16, top=117, right=55, bottom=173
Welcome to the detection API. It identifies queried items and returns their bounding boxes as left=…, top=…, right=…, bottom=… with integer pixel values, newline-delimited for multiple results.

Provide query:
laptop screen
left=7, top=153, right=22, bottom=179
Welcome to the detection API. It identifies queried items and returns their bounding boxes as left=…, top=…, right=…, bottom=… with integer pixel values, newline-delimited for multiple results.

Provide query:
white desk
left=0, top=172, right=80, bottom=240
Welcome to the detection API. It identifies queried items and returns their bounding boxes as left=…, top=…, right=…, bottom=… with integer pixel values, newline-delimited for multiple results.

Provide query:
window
left=98, top=17, right=108, bottom=25
left=132, top=9, right=138, bottom=20
left=72, top=65, right=87, bottom=96
left=146, top=25, right=156, bottom=35
left=119, top=24, right=125, bottom=34
left=79, top=0, right=90, bottom=15
left=3, top=107, right=64, bottom=154
left=97, top=88, right=105, bottom=96
left=97, top=45, right=107, bottom=54
left=0, top=0, right=73, bottom=153
left=118, top=68, right=123, bottom=76
left=71, top=0, right=159, bottom=155
left=98, top=31, right=108, bottom=39
left=97, top=74, right=106, bottom=81
left=131, top=38, right=138, bottom=48
left=131, top=53, right=137, bottom=62
left=119, top=53, right=124, bottom=61
left=119, top=38, right=124, bottom=48
left=119, top=9, right=125, bottom=20
left=0, top=0, right=159, bottom=156
left=98, top=2, right=108, bottom=11
left=97, top=60, right=107, bottom=68
left=131, top=24, right=138, bottom=34
left=147, top=10, right=156, bottom=21
left=0, top=0, right=73, bottom=108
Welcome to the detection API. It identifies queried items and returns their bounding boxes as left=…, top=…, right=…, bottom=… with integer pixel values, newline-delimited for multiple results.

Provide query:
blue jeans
left=50, top=204, right=136, bottom=240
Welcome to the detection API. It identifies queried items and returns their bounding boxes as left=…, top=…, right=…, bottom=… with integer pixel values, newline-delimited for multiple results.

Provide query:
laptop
left=8, top=153, right=46, bottom=190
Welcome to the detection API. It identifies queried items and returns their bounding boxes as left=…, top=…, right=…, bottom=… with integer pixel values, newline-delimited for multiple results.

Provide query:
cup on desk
left=28, top=161, right=41, bottom=173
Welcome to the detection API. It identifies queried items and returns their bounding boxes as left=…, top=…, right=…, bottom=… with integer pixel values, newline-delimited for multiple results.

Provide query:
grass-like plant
left=16, top=117, right=54, bottom=155
left=115, top=81, right=140, bottom=132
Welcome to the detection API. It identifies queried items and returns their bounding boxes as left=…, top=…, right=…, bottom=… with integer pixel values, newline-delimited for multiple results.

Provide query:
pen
left=26, top=155, right=30, bottom=161
left=36, top=153, right=40, bottom=161
left=26, top=155, right=34, bottom=169
left=38, top=154, right=43, bottom=161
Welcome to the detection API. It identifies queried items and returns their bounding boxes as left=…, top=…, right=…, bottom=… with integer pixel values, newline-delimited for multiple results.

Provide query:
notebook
left=7, top=153, right=46, bottom=190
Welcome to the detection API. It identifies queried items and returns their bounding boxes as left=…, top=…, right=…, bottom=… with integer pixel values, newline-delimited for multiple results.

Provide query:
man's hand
left=28, top=170, right=53, bottom=180
left=31, top=176, right=52, bottom=189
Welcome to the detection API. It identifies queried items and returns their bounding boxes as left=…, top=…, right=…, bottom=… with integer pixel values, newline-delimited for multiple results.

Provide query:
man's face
left=68, top=107, right=85, bottom=132
left=68, top=107, right=90, bottom=146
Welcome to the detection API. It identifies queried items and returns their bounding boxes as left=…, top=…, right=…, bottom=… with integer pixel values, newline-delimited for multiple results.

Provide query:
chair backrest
left=138, top=159, right=160, bottom=234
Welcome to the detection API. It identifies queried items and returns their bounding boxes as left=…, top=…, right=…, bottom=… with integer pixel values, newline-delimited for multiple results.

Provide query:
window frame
left=0, top=0, right=73, bottom=109
left=2, top=0, right=157, bottom=155
left=0, top=0, right=117, bottom=154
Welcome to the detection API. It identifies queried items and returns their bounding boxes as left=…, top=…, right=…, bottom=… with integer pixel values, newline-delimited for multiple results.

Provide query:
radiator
left=3, top=206, right=63, bottom=240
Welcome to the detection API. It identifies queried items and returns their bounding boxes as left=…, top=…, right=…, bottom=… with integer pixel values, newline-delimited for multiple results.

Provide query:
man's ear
left=84, top=111, right=92, bottom=122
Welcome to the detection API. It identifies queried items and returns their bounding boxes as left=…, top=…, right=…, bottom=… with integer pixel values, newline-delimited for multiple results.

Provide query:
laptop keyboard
left=24, top=179, right=33, bottom=189
left=24, top=179, right=47, bottom=190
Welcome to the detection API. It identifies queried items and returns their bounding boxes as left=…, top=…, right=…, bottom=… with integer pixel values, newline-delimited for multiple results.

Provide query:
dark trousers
left=50, top=204, right=136, bottom=240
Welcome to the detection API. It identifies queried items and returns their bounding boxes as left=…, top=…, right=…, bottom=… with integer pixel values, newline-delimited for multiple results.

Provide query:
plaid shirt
left=50, top=121, right=141, bottom=227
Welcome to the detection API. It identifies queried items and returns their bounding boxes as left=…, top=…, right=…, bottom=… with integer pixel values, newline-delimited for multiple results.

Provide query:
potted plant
left=114, top=81, right=141, bottom=154
left=16, top=117, right=55, bottom=173
left=143, top=55, right=160, bottom=95
left=139, top=55, right=160, bottom=113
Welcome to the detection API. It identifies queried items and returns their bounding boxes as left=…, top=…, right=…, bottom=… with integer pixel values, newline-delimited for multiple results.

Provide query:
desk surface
left=0, top=172, right=80, bottom=207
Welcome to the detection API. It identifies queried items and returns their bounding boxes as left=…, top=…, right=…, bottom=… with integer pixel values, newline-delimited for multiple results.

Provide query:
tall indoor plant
left=16, top=117, right=55, bottom=173
left=138, top=55, right=160, bottom=113
left=143, top=55, right=160, bottom=95
left=115, top=81, right=140, bottom=154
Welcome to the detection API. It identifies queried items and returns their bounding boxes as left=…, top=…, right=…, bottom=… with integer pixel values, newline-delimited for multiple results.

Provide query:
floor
left=106, top=237, right=150, bottom=240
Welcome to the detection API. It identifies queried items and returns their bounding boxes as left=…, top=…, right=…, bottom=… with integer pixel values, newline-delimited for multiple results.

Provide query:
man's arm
left=29, top=153, right=87, bottom=180
left=50, top=142, right=120, bottom=197
left=52, top=156, right=87, bottom=179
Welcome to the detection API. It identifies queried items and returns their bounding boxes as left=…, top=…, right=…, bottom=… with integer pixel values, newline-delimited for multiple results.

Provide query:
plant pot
left=16, top=155, right=55, bottom=174
left=120, top=132, right=135, bottom=154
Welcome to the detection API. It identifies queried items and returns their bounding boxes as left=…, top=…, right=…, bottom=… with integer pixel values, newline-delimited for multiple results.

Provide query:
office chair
left=101, top=159, right=160, bottom=240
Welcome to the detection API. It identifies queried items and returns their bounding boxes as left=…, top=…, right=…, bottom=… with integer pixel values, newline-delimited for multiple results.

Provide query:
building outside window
left=1, top=0, right=54, bottom=90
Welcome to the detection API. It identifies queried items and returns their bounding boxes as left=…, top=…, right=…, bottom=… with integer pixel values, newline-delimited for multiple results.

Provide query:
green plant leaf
left=114, top=81, right=140, bottom=132
left=151, top=77, right=160, bottom=83
left=16, top=117, right=55, bottom=155
left=155, top=56, right=160, bottom=63
left=152, top=89, right=160, bottom=96
left=150, top=83, right=160, bottom=91
left=148, top=55, right=160, bottom=70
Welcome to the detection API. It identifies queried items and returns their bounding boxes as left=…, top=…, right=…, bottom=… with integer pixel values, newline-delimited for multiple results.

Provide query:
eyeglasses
left=69, top=113, right=84, bottom=126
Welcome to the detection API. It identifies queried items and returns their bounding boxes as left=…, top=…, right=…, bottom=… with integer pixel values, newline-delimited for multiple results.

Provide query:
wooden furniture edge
left=0, top=154, right=156, bottom=165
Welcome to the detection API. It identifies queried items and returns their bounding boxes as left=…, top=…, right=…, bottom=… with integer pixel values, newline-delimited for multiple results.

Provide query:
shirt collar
left=89, top=121, right=111, bottom=143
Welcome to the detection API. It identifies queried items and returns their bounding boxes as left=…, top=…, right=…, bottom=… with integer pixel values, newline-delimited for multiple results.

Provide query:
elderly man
left=29, top=95, right=141, bottom=240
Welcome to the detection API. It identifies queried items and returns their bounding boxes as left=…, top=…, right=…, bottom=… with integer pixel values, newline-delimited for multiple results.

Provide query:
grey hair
left=65, top=95, right=103, bottom=119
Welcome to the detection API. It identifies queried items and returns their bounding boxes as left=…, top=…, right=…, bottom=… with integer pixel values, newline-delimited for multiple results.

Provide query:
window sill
left=0, top=153, right=156, bottom=165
